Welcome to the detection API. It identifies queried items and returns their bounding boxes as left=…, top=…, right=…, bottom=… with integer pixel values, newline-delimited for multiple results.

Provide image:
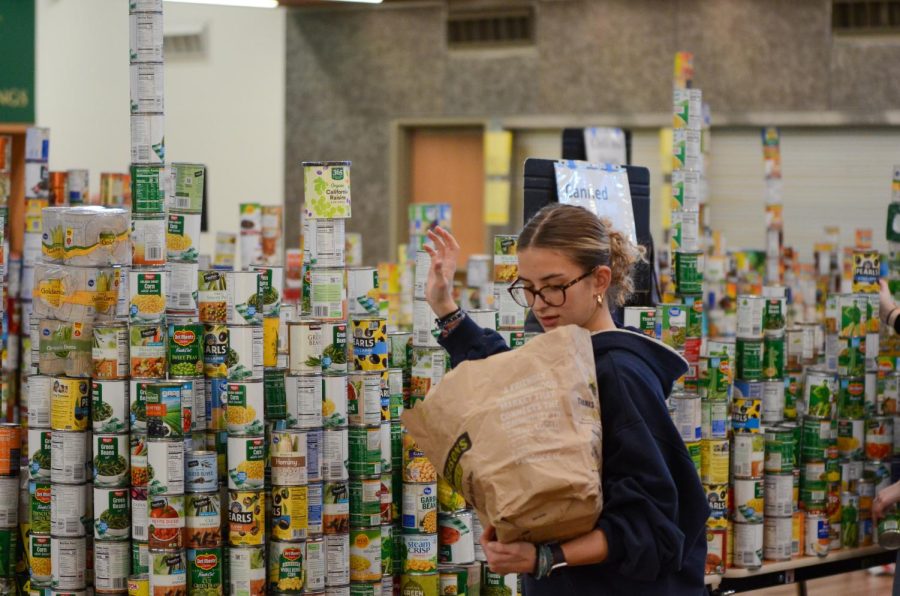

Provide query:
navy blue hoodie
left=439, top=316, right=708, bottom=595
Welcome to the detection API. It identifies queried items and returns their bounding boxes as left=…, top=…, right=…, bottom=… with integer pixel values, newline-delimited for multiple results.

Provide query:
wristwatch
left=547, top=543, right=568, bottom=576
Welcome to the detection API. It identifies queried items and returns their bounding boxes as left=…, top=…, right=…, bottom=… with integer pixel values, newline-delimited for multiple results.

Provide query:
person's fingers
left=427, top=230, right=447, bottom=255
left=437, top=226, right=460, bottom=252
left=422, top=244, right=437, bottom=258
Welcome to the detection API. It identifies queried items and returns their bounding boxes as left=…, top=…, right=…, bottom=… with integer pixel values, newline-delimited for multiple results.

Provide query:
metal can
left=166, top=210, right=200, bottom=262
left=380, top=421, right=393, bottom=475
left=764, top=473, right=794, bottom=517
left=764, top=427, right=795, bottom=474
left=130, top=433, right=149, bottom=487
left=132, top=541, right=150, bottom=576
left=226, top=379, right=265, bottom=436
left=735, top=339, right=763, bottom=381
left=732, top=433, right=765, bottom=479
left=762, top=332, right=785, bottom=381
left=268, top=540, right=305, bottom=592
left=761, top=379, right=785, bottom=424
left=348, top=476, right=381, bottom=529
left=129, top=323, right=167, bottom=378
left=382, top=524, right=395, bottom=576
left=92, top=324, right=130, bottom=381
left=348, top=372, right=382, bottom=427
left=401, top=572, right=440, bottom=596
left=801, top=417, right=833, bottom=461
left=228, top=545, right=266, bottom=594
left=288, top=320, right=324, bottom=375
left=227, top=435, right=266, bottom=490
left=763, top=516, right=792, bottom=561
left=700, top=439, right=729, bottom=485
left=326, top=532, right=351, bottom=586
left=736, top=295, right=765, bottom=339
left=165, top=322, right=203, bottom=378
left=270, top=428, right=308, bottom=486
left=307, top=428, right=324, bottom=484
left=410, top=347, right=446, bottom=405
left=51, top=535, right=86, bottom=590
left=733, top=478, right=764, bottom=523
left=128, top=269, right=167, bottom=323
left=50, top=483, right=86, bottom=537
left=402, top=533, right=439, bottom=574
left=131, top=215, right=167, bottom=267
left=128, top=573, right=150, bottom=596
left=866, top=417, right=893, bottom=460
left=132, top=486, right=149, bottom=544
left=309, top=267, right=347, bottom=321
left=91, top=380, right=129, bottom=434
left=186, top=547, right=224, bottom=594
left=731, top=522, right=763, bottom=569
left=198, top=269, right=262, bottom=324
left=264, top=367, right=288, bottom=421
left=147, top=494, right=184, bottom=550
left=51, top=377, right=91, bottom=431
left=308, top=482, right=324, bottom=536
left=349, top=425, right=381, bottom=477
left=127, top=381, right=151, bottom=433
left=837, top=418, right=865, bottom=460
left=837, top=377, right=866, bottom=419
left=228, top=490, right=265, bottom=546
left=438, top=510, right=475, bottom=565
left=185, top=450, right=218, bottom=492
left=841, top=492, right=860, bottom=548
left=51, top=430, right=88, bottom=484
left=26, top=374, right=52, bottom=428
left=94, top=490, right=132, bottom=543
left=388, top=332, right=412, bottom=369
left=93, top=433, right=130, bottom=487
left=28, top=533, right=52, bottom=584
left=324, top=481, right=351, bottom=535
left=669, top=391, right=701, bottom=442
left=147, top=438, right=185, bottom=496
left=148, top=550, right=187, bottom=595
left=286, top=373, right=325, bottom=430
left=351, top=318, right=388, bottom=371
left=185, top=491, right=222, bottom=548
left=323, top=374, right=349, bottom=429
left=731, top=398, right=761, bottom=433
left=272, top=486, right=310, bottom=541
left=166, top=261, right=200, bottom=313
left=878, top=511, right=900, bottom=549
left=30, top=480, right=52, bottom=534
left=402, top=482, right=438, bottom=534
left=144, top=381, right=187, bottom=439
left=349, top=526, right=382, bottom=582
left=402, top=431, right=437, bottom=484
left=305, top=536, right=327, bottom=592
left=321, top=427, right=349, bottom=482
left=805, top=511, right=830, bottom=556
left=27, top=427, right=52, bottom=480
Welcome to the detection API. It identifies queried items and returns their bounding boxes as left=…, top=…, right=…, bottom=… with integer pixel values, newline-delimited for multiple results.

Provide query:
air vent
left=164, top=22, right=207, bottom=59
left=833, top=1, right=900, bottom=34
left=447, top=7, right=534, bottom=49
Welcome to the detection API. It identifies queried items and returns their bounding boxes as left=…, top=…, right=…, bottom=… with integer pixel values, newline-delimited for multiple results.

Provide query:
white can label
left=147, top=439, right=185, bottom=495
left=51, top=536, right=86, bottom=590
left=95, top=540, right=131, bottom=592
left=286, top=374, right=324, bottom=429
left=166, top=261, right=200, bottom=312
left=325, top=533, right=350, bottom=586
left=310, top=268, right=346, bottom=320
left=51, top=483, right=87, bottom=537
left=51, top=431, right=88, bottom=484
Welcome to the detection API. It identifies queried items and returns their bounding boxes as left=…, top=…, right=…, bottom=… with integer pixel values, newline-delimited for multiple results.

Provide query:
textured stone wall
left=285, top=0, right=900, bottom=261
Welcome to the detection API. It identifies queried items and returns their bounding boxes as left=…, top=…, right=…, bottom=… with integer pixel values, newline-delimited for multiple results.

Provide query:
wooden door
left=408, top=127, right=485, bottom=264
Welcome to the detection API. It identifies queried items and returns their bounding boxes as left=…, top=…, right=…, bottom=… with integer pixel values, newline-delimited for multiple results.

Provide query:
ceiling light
left=164, top=0, right=279, bottom=8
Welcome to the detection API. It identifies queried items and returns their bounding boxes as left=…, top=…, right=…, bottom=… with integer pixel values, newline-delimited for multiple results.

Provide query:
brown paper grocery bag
left=401, top=324, right=603, bottom=544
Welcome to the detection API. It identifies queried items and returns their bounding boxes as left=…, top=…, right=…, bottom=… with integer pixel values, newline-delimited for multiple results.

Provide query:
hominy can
left=270, top=428, right=308, bottom=486
left=402, top=482, right=438, bottom=534
left=228, top=545, right=266, bottom=594
left=326, top=532, right=351, bottom=586
left=51, top=535, right=86, bottom=589
left=350, top=476, right=382, bottom=528
left=286, top=373, right=325, bottom=429
left=348, top=372, right=382, bottom=427
left=92, top=380, right=129, bottom=434
left=147, top=438, right=184, bottom=496
left=305, top=537, right=327, bottom=591
left=764, top=516, right=792, bottom=561
left=731, top=522, right=763, bottom=569
left=351, top=318, right=388, bottom=371
left=806, top=511, right=830, bottom=556
left=185, top=491, right=222, bottom=548
left=323, top=428, right=350, bottom=482
left=226, top=379, right=264, bottom=435
left=701, top=439, right=729, bottom=485
left=93, top=433, right=130, bottom=487
left=765, top=473, right=795, bottom=517
left=268, top=540, right=305, bottom=592
left=349, top=425, right=381, bottom=477
left=732, top=433, right=765, bottom=479
left=227, top=435, right=266, bottom=490
left=670, top=391, right=701, bottom=442
left=321, top=375, right=349, bottom=428
left=324, top=481, right=350, bottom=535
left=270, top=485, right=310, bottom=542
left=50, top=483, right=86, bottom=537
left=185, top=450, right=217, bottom=492
left=228, top=490, right=265, bottom=546
left=92, top=324, right=129, bottom=380
left=51, top=377, right=91, bottom=431
left=51, top=430, right=88, bottom=484
left=148, top=550, right=187, bottom=595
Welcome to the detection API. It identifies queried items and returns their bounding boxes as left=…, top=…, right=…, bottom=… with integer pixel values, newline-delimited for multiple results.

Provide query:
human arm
left=879, top=279, right=900, bottom=333
left=479, top=525, right=610, bottom=576
left=873, top=480, right=900, bottom=521
left=425, top=227, right=509, bottom=367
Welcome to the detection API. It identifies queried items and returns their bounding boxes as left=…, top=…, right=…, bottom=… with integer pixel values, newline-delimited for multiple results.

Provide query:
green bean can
left=801, top=417, right=834, bottom=461
left=736, top=339, right=763, bottom=381
left=132, top=540, right=149, bottom=575
left=400, top=572, right=439, bottom=596
left=188, top=546, right=223, bottom=594
left=349, top=426, right=382, bottom=477
left=841, top=493, right=860, bottom=548
left=674, top=251, right=704, bottom=295
left=762, top=332, right=785, bottom=380
left=167, top=322, right=204, bottom=378
left=388, top=332, right=412, bottom=369
left=838, top=377, right=866, bottom=419
left=264, top=368, right=287, bottom=420
left=764, top=428, right=795, bottom=474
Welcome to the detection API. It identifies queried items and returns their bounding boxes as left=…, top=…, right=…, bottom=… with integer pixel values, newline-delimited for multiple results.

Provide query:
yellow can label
left=228, top=490, right=265, bottom=546
left=128, top=575, right=150, bottom=596
left=271, top=486, right=309, bottom=541
left=50, top=377, right=91, bottom=431
left=701, top=439, right=730, bottom=485
left=263, top=317, right=279, bottom=368
left=351, top=318, right=388, bottom=371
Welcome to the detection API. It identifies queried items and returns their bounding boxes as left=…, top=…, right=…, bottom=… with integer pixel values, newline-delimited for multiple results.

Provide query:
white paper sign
left=583, top=128, right=627, bottom=166
left=553, top=160, right=636, bottom=245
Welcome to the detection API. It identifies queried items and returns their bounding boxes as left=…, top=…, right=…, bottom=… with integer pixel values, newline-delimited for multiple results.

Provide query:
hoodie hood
left=591, top=326, right=689, bottom=396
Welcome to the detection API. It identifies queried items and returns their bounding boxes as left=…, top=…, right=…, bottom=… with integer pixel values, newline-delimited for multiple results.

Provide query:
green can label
left=736, top=339, right=764, bottom=381
left=762, top=333, right=785, bottom=380
left=30, top=481, right=51, bottom=534
left=132, top=540, right=149, bottom=575
left=268, top=541, right=305, bottom=592
left=764, top=298, right=786, bottom=331
left=188, top=547, right=223, bottom=593
left=167, top=323, right=203, bottom=377
left=785, top=373, right=802, bottom=419
left=838, top=337, right=866, bottom=377
left=401, top=572, right=439, bottom=596
left=388, top=332, right=412, bottom=369
left=131, top=165, right=165, bottom=214
left=674, top=251, right=703, bottom=295
left=838, top=378, right=866, bottom=419
left=686, top=441, right=702, bottom=474
left=171, top=163, right=205, bottom=212
left=349, top=426, right=381, bottom=477
left=0, top=529, right=17, bottom=578
left=264, top=368, right=287, bottom=419
left=764, top=429, right=795, bottom=474
left=381, top=523, right=393, bottom=576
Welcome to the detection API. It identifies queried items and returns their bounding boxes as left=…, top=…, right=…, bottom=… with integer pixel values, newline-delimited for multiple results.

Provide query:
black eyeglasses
left=507, top=267, right=598, bottom=308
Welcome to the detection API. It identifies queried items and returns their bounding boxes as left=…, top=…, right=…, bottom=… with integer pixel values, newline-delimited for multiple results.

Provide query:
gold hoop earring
left=596, top=294, right=604, bottom=307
